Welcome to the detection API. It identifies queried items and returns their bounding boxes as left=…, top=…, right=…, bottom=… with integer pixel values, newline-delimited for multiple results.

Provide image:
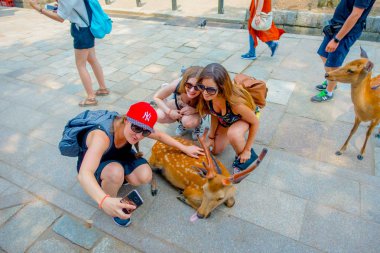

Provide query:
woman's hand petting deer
left=74, top=102, right=203, bottom=227
left=197, top=63, right=260, bottom=174
left=153, top=66, right=205, bottom=141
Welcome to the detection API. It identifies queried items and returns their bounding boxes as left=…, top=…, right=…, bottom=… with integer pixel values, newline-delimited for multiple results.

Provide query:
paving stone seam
left=0, top=202, right=26, bottom=227
left=259, top=143, right=380, bottom=188
left=217, top=203, right=324, bottom=252
left=94, top=222, right=190, bottom=253
left=22, top=214, right=65, bottom=253
left=0, top=159, right=96, bottom=220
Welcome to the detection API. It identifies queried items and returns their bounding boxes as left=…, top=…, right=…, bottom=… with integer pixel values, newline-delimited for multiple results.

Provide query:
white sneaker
left=175, top=123, right=187, bottom=136
left=192, top=124, right=204, bottom=140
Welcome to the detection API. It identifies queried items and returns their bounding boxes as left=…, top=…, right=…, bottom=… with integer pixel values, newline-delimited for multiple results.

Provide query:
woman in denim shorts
left=28, top=0, right=110, bottom=106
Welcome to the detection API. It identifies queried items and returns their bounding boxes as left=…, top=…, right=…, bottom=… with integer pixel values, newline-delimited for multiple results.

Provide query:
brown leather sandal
left=95, top=88, right=110, bottom=96
left=78, top=97, right=98, bottom=107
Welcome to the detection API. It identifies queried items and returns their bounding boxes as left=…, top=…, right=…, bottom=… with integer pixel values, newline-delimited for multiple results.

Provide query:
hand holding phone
left=45, top=3, right=58, bottom=11
left=120, top=189, right=144, bottom=214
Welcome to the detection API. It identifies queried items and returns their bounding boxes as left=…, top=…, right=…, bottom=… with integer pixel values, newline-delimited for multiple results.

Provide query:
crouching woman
left=77, top=102, right=204, bottom=226
left=197, top=63, right=260, bottom=173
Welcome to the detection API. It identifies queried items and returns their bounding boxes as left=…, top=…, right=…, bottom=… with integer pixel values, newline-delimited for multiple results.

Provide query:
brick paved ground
left=0, top=5, right=380, bottom=253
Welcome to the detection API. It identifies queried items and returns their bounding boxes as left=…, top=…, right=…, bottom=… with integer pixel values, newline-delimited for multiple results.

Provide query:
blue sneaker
left=270, top=42, right=279, bottom=57
left=315, top=80, right=338, bottom=91
left=113, top=217, right=131, bottom=227
left=241, top=52, right=257, bottom=60
left=232, top=148, right=258, bottom=173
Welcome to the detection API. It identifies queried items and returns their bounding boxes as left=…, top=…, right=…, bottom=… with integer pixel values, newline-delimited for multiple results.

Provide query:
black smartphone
left=120, top=189, right=144, bottom=214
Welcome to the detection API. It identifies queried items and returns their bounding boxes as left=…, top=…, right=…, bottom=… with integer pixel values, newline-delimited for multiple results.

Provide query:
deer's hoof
left=151, top=189, right=159, bottom=196
left=177, top=195, right=187, bottom=204
left=335, top=151, right=342, bottom=156
left=357, top=154, right=364, bottom=160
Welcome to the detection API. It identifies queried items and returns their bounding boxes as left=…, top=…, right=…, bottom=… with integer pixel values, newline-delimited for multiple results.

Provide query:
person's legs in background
left=311, top=55, right=338, bottom=103
left=75, top=48, right=98, bottom=106
left=311, top=34, right=360, bottom=103
left=265, top=41, right=279, bottom=57
left=87, top=47, right=109, bottom=96
left=241, top=34, right=257, bottom=60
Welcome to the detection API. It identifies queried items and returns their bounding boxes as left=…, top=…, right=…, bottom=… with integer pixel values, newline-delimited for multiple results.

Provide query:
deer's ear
left=364, top=61, right=374, bottom=73
left=222, top=178, right=232, bottom=186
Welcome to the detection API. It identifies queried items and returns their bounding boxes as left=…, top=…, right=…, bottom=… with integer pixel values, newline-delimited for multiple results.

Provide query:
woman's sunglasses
left=197, top=84, right=218, bottom=95
left=131, top=124, right=151, bottom=137
left=184, top=82, right=200, bottom=91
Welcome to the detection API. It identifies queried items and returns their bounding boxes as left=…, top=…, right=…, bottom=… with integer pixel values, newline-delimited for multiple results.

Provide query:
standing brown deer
left=325, top=47, right=380, bottom=160
left=149, top=128, right=267, bottom=218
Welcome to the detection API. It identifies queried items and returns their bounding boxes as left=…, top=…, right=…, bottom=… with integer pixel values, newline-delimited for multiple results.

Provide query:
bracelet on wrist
left=98, top=194, right=110, bottom=209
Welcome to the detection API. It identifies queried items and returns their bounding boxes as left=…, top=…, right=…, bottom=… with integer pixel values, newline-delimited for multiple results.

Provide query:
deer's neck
left=351, top=73, right=372, bottom=111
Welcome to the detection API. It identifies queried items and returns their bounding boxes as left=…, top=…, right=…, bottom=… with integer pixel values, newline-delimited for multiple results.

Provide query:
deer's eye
left=347, top=69, right=354, bottom=74
left=217, top=197, right=224, bottom=201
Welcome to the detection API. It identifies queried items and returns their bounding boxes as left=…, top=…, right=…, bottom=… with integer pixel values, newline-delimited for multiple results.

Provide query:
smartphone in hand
left=45, top=4, right=58, bottom=11
left=120, top=189, right=144, bottom=214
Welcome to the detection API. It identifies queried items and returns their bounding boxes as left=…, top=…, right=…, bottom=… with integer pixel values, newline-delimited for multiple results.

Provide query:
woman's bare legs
left=87, top=47, right=108, bottom=91
left=227, top=120, right=250, bottom=155
left=75, top=48, right=95, bottom=99
left=100, top=162, right=125, bottom=197
left=125, top=164, right=152, bottom=186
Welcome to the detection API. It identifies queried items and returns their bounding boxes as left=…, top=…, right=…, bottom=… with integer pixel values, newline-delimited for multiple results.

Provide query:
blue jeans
left=248, top=34, right=275, bottom=56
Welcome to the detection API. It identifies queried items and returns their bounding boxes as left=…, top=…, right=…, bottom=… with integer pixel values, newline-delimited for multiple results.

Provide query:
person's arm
left=149, top=130, right=204, bottom=158
left=255, top=0, right=264, bottom=15
left=254, top=0, right=265, bottom=26
left=28, top=0, right=64, bottom=22
left=153, top=79, right=182, bottom=119
left=325, top=7, right=365, bottom=53
left=77, top=130, right=134, bottom=219
left=233, top=104, right=259, bottom=163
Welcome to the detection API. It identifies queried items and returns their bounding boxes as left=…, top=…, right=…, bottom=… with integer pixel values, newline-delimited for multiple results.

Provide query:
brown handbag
left=233, top=73, right=268, bottom=108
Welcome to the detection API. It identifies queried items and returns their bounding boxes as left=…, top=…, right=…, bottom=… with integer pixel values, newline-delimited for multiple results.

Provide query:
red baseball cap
left=126, top=102, right=157, bottom=132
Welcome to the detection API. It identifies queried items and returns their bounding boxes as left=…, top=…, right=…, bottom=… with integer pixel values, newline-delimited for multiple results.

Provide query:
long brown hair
left=113, top=115, right=143, bottom=158
left=197, top=63, right=255, bottom=116
left=177, top=66, right=203, bottom=94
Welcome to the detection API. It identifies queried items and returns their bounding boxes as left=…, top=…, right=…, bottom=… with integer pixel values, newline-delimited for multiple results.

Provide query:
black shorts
left=77, top=150, right=148, bottom=185
left=70, top=23, right=95, bottom=50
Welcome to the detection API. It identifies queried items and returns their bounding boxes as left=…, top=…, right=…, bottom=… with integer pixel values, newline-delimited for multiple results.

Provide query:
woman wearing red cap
left=76, top=102, right=204, bottom=226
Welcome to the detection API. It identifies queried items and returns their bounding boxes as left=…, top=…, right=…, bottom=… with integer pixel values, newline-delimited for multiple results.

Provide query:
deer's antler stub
left=197, top=127, right=216, bottom=179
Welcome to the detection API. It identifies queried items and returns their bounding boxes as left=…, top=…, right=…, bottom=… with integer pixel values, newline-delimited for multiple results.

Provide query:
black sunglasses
left=197, top=84, right=218, bottom=95
left=184, top=82, right=200, bottom=91
left=131, top=124, right=151, bottom=137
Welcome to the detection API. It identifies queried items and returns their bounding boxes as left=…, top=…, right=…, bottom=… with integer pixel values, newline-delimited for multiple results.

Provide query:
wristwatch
left=333, top=35, right=340, bottom=43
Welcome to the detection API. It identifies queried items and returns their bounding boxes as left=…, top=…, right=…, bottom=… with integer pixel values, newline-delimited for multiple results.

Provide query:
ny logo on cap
left=142, top=112, right=151, bottom=122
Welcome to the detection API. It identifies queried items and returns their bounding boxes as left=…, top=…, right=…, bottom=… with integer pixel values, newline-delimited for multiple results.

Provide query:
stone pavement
left=1, top=5, right=380, bottom=253
left=101, top=0, right=380, bottom=41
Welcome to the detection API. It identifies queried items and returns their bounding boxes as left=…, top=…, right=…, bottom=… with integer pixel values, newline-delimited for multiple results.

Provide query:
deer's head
left=325, top=47, right=374, bottom=86
left=195, top=129, right=267, bottom=218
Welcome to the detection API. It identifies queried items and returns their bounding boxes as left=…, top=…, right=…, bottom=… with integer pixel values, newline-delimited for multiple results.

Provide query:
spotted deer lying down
left=149, top=128, right=267, bottom=218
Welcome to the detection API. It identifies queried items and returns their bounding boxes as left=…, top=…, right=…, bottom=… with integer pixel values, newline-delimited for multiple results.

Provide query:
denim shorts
left=77, top=151, right=148, bottom=185
left=317, top=32, right=361, bottom=67
left=70, top=23, right=95, bottom=49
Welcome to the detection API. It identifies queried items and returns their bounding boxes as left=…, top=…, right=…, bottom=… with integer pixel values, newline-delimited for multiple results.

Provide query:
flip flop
left=95, top=88, right=110, bottom=96
left=79, top=97, right=98, bottom=107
